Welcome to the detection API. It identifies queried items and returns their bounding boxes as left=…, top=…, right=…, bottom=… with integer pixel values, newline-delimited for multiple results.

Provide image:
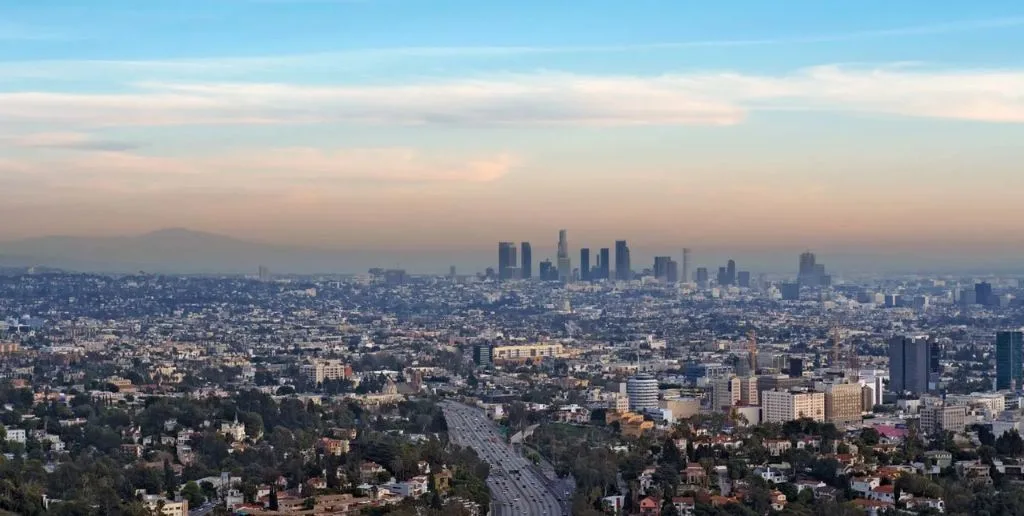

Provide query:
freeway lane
left=442, top=401, right=565, bottom=516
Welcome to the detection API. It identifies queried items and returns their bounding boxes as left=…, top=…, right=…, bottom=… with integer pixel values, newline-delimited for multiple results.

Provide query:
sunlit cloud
left=1, top=65, right=1023, bottom=130
left=0, top=147, right=518, bottom=198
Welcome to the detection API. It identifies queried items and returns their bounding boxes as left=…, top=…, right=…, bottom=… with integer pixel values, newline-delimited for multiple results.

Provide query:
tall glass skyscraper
left=888, top=335, right=938, bottom=394
left=497, top=242, right=517, bottom=280
left=615, top=240, right=631, bottom=281
left=599, top=248, right=610, bottom=280
left=580, top=248, right=590, bottom=281
left=520, top=242, right=532, bottom=279
left=997, top=331, right=1024, bottom=390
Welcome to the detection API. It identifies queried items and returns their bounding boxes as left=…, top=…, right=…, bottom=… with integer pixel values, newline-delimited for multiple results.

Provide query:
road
left=188, top=501, right=216, bottom=516
left=442, top=401, right=567, bottom=516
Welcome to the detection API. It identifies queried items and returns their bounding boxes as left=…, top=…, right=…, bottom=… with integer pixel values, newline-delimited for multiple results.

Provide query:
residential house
left=764, top=439, right=792, bottom=456
left=683, top=463, right=708, bottom=488
left=672, top=497, right=695, bottom=516
left=851, top=476, right=881, bottom=497
left=319, top=437, right=350, bottom=456
left=906, top=498, right=945, bottom=513
left=602, top=495, right=625, bottom=513
left=638, top=496, right=660, bottom=515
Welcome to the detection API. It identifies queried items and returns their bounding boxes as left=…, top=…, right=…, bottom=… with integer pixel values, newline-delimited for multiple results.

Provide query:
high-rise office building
left=472, top=344, right=493, bottom=366
left=498, top=242, right=517, bottom=280
left=448, top=265, right=456, bottom=278
left=762, top=389, right=825, bottom=423
left=599, top=248, right=610, bottom=280
left=538, top=259, right=556, bottom=281
left=626, top=374, right=659, bottom=412
left=580, top=248, right=591, bottom=281
left=717, top=267, right=728, bottom=286
left=888, top=336, right=939, bottom=394
left=666, top=259, right=679, bottom=283
left=682, top=248, right=691, bottom=284
left=976, top=282, right=994, bottom=307
left=780, top=282, right=801, bottom=301
left=996, top=331, right=1024, bottom=390
left=695, top=267, right=709, bottom=288
left=737, top=271, right=751, bottom=288
left=921, top=405, right=968, bottom=435
left=798, top=250, right=830, bottom=287
left=654, top=256, right=671, bottom=280
left=726, top=259, right=736, bottom=286
left=615, top=240, right=631, bottom=281
left=820, top=382, right=864, bottom=425
left=258, top=265, right=271, bottom=282
left=788, top=358, right=803, bottom=378
left=557, top=230, right=571, bottom=283
left=520, top=242, right=532, bottom=279
left=711, top=376, right=741, bottom=411
left=799, top=251, right=816, bottom=278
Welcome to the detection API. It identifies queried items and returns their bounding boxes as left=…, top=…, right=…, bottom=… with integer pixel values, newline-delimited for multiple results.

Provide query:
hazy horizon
left=2, top=226, right=1023, bottom=276
left=2, top=1, right=1024, bottom=265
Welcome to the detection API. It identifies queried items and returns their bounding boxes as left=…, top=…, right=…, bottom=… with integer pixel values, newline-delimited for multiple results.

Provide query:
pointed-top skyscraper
left=556, top=229, right=571, bottom=283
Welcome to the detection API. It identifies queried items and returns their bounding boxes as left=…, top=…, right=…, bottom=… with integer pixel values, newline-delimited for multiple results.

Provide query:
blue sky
left=1, top=0, right=1024, bottom=267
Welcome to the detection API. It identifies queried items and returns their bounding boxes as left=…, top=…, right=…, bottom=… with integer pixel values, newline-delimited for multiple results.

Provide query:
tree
left=663, top=438, right=684, bottom=469
left=995, top=430, right=1024, bottom=456
left=180, top=481, right=205, bottom=508
left=859, top=428, right=880, bottom=446
left=163, top=459, right=178, bottom=498
left=662, top=496, right=681, bottom=516
left=268, top=487, right=279, bottom=511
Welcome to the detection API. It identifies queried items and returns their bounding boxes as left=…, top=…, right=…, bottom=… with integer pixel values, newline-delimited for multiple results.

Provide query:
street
left=189, top=501, right=216, bottom=516
left=442, top=401, right=567, bottom=516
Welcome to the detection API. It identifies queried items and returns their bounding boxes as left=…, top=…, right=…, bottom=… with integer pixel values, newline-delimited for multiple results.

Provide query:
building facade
left=821, top=382, right=863, bottom=425
left=997, top=331, right=1024, bottom=391
left=761, top=390, right=825, bottom=423
left=626, top=374, right=659, bottom=412
left=301, top=360, right=352, bottom=385
left=888, top=335, right=938, bottom=394
left=491, top=343, right=565, bottom=364
left=615, top=240, right=631, bottom=281
left=520, top=242, right=532, bottom=279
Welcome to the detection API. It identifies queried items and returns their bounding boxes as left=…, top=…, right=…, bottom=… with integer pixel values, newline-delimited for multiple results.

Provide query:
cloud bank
left=1, top=65, right=1022, bottom=129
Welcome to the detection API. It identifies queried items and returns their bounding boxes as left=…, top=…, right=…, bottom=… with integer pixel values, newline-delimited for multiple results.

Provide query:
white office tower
left=626, top=374, right=659, bottom=412
left=556, top=229, right=571, bottom=283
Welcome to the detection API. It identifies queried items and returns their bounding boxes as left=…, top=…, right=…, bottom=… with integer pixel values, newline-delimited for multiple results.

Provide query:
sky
left=2, top=0, right=1024, bottom=271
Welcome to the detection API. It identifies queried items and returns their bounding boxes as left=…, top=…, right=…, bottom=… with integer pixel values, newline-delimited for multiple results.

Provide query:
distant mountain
left=0, top=228, right=371, bottom=274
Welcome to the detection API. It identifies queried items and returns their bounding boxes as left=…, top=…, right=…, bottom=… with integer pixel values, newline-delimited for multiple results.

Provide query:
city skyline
left=0, top=1, right=1023, bottom=255
left=4, top=225, right=1024, bottom=275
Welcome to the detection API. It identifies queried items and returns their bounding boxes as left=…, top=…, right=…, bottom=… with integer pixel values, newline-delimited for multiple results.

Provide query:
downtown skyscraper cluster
left=496, top=231, right=632, bottom=282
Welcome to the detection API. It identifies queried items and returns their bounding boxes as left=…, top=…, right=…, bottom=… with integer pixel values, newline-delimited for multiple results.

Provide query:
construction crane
left=747, top=330, right=758, bottom=373
left=830, top=326, right=843, bottom=368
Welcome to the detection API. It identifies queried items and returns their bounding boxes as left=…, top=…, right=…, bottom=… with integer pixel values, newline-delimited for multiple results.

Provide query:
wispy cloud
left=2, top=132, right=139, bottom=151
left=0, top=147, right=518, bottom=199
left=1, top=65, right=1023, bottom=129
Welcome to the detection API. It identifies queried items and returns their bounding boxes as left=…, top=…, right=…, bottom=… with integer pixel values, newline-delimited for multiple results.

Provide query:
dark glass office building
left=599, top=248, right=610, bottom=280
left=615, top=240, right=631, bottom=281
left=580, top=248, right=590, bottom=281
left=997, top=331, right=1024, bottom=390
left=888, top=336, right=939, bottom=394
left=520, top=242, right=532, bottom=279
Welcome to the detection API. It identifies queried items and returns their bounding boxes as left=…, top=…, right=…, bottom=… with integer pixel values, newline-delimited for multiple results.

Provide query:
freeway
left=188, top=501, right=216, bottom=516
left=442, top=401, right=567, bottom=516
